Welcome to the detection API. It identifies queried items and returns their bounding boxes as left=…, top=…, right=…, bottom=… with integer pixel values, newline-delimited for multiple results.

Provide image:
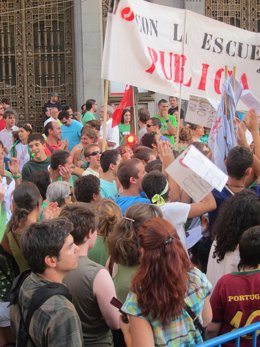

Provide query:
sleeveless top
left=63, top=256, right=113, bottom=347
left=113, top=264, right=139, bottom=303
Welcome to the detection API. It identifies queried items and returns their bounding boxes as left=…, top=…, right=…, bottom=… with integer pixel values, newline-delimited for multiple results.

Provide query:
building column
left=185, top=0, right=205, bottom=15
left=73, top=0, right=104, bottom=110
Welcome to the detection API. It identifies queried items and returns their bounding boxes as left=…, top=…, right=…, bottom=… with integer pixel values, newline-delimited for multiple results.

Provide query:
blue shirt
left=115, top=194, right=150, bottom=215
left=100, top=179, right=118, bottom=200
left=61, top=120, right=83, bottom=151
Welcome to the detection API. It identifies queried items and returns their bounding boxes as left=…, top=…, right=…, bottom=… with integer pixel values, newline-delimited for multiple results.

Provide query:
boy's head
left=84, top=144, right=101, bottom=169
left=226, top=146, right=253, bottom=179
left=50, top=150, right=72, bottom=172
left=3, top=108, right=17, bottom=128
left=60, top=203, right=98, bottom=248
left=100, top=149, right=121, bottom=174
left=238, top=226, right=260, bottom=270
left=21, top=218, right=79, bottom=274
left=142, top=171, right=169, bottom=203
left=74, top=175, right=101, bottom=203
left=28, top=133, right=46, bottom=161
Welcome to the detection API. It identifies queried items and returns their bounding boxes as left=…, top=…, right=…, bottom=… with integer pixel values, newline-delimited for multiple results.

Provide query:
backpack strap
left=9, top=269, right=31, bottom=305
left=16, top=281, right=71, bottom=347
left=24, top=283, right=72, bottom=336
left=184, top=303, right=204, bottom=335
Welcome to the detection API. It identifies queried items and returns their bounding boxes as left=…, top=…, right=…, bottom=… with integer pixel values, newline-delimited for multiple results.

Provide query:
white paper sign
left=166, top=145, right=228, bottom=202
left=240, top=90, right=260, bottom=121
left=185, top=95, right=216, bottom=128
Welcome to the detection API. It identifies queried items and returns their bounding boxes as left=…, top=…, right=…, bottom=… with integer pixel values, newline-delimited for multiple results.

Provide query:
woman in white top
left=10, top=123, right=32, bottom=171
left=142, top=171, right=216, bottom=248
left=206, top=189, right=260, bottom=288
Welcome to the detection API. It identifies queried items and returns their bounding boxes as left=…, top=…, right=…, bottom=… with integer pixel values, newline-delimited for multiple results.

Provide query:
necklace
left=226, top=183, right=244, bottom=189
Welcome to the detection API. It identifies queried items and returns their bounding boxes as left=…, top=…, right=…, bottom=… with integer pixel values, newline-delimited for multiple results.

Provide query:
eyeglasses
left=146, top=124, right=153, bottom=128
left=88, top=150, right=101, bottom=156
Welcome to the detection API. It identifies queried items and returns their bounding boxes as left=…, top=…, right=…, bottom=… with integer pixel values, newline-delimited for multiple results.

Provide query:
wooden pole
left=232, top=66, right=236, bottom=92
left=224, top=66, right=229, bottom=118
left=132, top=86, right=139, bottom=135
left=102, top=80, right=110, bottom=152
left=175, top=97, right=181, bottom=150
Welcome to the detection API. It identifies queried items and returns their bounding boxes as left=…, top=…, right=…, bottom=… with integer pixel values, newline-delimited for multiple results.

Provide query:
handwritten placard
left=185, top=95, right=216, bottom=128
left=166, top=145, right=228, bottom=202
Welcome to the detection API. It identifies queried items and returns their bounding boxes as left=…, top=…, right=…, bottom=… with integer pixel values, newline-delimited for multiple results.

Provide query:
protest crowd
left=0, top=87, right=260, bottom=347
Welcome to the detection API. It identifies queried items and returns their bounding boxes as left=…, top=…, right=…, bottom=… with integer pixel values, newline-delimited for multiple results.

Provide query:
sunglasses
left=88, top=150, right=101, bottom=156
left=146, top=124, right=153, bottom=128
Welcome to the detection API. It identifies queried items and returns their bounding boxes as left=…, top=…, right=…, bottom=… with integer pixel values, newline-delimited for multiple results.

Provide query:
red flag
left=112, top=85, right=134, bottom=127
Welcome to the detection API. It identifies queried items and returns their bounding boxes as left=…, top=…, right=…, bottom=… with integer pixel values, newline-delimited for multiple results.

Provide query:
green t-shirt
left=118, top=123, right=130, bottom=145
left=154, top=114, right=177, bottom=145
left=81, top=111, right=96, bottom=126
left=22, top=157, right=51, bottom=181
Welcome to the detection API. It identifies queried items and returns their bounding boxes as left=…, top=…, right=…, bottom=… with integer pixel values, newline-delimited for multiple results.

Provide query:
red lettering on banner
left=198, top=64, right=210, bottom=91
left=241, top=73, right=249, bottom=89
left=145, top=46, right=250, bottom=94
left=146, top=47, right=158, bottom=74
left=160, top=51, right=173, bottom=80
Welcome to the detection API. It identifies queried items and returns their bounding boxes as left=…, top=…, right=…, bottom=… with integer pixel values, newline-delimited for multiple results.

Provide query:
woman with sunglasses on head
left=121, top=217, right=212, bottom=347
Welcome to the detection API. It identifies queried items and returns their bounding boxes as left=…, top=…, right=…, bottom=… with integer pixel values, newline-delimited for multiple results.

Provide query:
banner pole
left=175, top=9, right=187, bottom=150
left=224, top=65, right=229, bottom=118
left=232, top=66, right=236, bottom=92
left=102, top=79, right=110, bottom=152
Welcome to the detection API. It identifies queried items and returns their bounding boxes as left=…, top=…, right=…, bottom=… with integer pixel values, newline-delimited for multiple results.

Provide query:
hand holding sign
left=166, top=145, right=228, bottom=202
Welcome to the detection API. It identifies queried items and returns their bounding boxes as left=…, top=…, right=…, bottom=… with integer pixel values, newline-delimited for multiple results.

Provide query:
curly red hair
left=131, top=217, right=191, bottom=326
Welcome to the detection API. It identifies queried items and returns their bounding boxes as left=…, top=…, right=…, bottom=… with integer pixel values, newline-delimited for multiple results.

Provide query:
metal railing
left=196, top=322, right=260, bottom=347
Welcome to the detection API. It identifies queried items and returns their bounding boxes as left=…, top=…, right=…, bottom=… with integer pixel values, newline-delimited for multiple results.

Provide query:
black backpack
left=9, top=270, right=72, bottom=347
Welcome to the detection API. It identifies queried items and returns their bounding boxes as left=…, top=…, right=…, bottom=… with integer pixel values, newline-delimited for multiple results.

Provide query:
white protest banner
left=166, top=145, right=228, bottom=202
left=102, top=0, right=260, bottom=102
left=185, top=95, right=216, bottom=128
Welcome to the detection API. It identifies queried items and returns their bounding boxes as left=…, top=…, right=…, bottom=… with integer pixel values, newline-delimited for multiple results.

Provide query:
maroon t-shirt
left=210, top=270, right=260, bottom=346
left=0, top=118, right=6, bottom=131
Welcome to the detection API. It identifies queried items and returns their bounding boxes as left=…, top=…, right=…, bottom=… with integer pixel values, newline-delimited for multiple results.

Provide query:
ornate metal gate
left=206, top=0, right=260, bottom=32
left=0, top=0, right=74, bottom=131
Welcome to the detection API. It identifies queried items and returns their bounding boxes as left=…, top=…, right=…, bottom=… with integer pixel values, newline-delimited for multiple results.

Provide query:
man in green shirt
left=22, top=134, right=50, bottom=181
left=154, top=99, right=177, bottom=145
left=81, top=99, right=97, bottom=125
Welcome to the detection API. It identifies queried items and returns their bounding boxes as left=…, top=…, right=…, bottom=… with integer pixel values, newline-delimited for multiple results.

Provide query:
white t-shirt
left=15, top=142, right=30, bottom=171
left=100, top=118, right=119, bottom=149
left=2, top=176, right=15, bottom=223
left=206, top=240, right=240, bottom=288
left=82, top=168, right=100, bottom=178
left=160, top=202, right=190, bottom=247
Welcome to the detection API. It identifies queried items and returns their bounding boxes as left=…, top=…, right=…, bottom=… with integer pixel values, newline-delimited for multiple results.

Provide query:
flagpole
left=224, top=66, right=229, bottom=118
left=175, top=8, right=187, bottom=150
left=133, top=86, right=138, bottom=135
left=102, top=79, right=110, bottom=152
